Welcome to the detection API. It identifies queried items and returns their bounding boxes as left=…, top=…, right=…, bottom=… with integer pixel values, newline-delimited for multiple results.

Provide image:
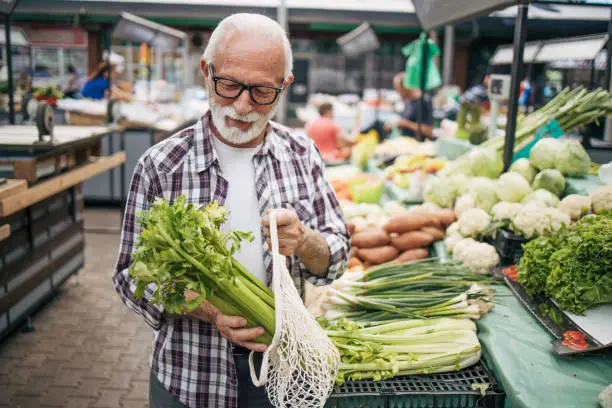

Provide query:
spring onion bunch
left=322, top=258, right=500, bottom=323
left=129, top=195, right=275, bottom=344
left=439, top=86, right=612, bottom=177
left=324, top=318, right=482, bottom=385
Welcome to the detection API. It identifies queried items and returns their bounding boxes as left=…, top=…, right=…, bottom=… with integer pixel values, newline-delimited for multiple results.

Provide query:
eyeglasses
left=208, top=64, right=284, bottom=106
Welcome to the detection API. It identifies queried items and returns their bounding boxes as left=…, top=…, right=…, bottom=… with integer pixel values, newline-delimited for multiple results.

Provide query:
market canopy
left=112, top=11, right=187, bottom=50
left=490, top=34, right=608, bottom=65
left=0, top=0, right=19, bottom=15
left=0, top=25, right=29, bottom=47
left=411, top=0, right=515, bottom=31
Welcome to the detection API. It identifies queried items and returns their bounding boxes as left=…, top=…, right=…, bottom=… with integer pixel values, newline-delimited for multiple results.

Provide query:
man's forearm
left=398, top=119, right=433, bottom=138
left=295, top=224, right=331, bottom=276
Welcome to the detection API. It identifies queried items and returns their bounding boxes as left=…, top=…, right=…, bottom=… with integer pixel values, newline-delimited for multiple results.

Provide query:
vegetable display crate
left=488, top=230, right=527, bottom=266
left=326, top=361, right=505, bottom=408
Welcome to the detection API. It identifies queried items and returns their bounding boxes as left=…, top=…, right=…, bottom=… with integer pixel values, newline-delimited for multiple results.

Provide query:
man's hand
left=184, top=290, right=267, bottom=352
left=383, top=122, right=394, bottom=133
left=262, top=208, right=306, bottom=256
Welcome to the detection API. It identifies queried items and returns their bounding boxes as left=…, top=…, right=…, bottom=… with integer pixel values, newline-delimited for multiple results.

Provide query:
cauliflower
left=544, top=208, right=571, bottom=233
left=511, top=203, right=570, bottom=238
left=446, top=222, right=460, bottom=236
left=491, top=202, right=523, bottom=221
left=512, top=204, right=551, bottom=238
left=457, top=208, right=491, bottom=237
left=454, top=194, right=476, bottom=218
left=452, top=238, right=478, bottom=258
left=590, top=186, right=612, bottom=214
left=444, top=233, right=464, bottom=253
left=383, top=201, right=409, bottom=216
left=453, top=240, right=500, bottom=274
left=421, top=202, right=443, bottom=213
left=558, top=194, right=592, bottom=220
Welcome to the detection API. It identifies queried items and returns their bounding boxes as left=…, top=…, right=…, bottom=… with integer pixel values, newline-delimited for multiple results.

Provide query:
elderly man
left=112, top=13, right=349, bottom=408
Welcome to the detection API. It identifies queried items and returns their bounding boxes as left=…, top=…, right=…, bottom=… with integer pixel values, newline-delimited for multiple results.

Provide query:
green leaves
left=128, top=194, right=255, bottom=315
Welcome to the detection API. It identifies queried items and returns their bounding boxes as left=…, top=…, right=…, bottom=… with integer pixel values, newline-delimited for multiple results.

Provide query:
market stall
left=0, top=123, right=125, bottom=340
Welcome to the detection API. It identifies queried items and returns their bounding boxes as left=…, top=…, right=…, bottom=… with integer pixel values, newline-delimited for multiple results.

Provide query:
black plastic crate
left=326, top=361, right=505, bottom=408
left=490, top=229, right=527, bottom=266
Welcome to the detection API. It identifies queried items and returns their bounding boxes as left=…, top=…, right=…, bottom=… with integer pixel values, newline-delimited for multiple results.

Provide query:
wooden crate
left=66, top=111, right=106, bottom=126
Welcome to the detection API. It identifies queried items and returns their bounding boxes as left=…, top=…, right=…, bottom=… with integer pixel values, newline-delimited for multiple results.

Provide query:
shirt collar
left=195, top=110, right=280, bottom=173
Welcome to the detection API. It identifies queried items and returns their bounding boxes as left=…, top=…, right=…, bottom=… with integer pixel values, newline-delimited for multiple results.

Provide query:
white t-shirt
left=211, top=136, right=267, bottom=285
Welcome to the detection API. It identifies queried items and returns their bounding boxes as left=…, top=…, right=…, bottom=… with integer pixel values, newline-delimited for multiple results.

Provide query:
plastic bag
left=249, top=211, right=340, bottom=408
left=402, top=33, right=442, bottom=91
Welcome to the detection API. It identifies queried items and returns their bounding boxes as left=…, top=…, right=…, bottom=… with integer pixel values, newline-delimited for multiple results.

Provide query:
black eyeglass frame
left=208, top=64, right=284, bottom=106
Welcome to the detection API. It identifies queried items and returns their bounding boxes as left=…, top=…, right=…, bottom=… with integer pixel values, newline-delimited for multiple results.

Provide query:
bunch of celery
left=324, top=318, right=482, bottom=385
left=439, top=86, right=612, bottom=177
left=322, top=258, right=499, bottom=323
left=129, top=195, right=275, bottom=344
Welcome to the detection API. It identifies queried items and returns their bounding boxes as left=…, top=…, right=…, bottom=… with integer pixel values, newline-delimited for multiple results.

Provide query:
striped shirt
left=112, top=111, right=350, bottom=407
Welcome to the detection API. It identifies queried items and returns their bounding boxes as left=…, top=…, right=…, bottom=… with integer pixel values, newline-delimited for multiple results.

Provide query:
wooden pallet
left=0, top=141, right=102, bottom=183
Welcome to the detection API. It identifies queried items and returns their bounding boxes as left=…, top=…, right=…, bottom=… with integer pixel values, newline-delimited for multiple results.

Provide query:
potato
left=351, top=229, right=391, bottom=248
left=358, top=246, right=399, bottom=265
left=437, top=209, right=457, bottom=227
left=395, top=248, right=429, bottom=264
left=391, top=231, right=435, bottom=251
left=421, top=226, right=445, bottom=241
left=384, top=213, right=437, bottom=234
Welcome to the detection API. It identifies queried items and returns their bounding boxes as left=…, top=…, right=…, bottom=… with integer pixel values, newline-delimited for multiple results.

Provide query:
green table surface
left=477, top=286, right=612, bottom=408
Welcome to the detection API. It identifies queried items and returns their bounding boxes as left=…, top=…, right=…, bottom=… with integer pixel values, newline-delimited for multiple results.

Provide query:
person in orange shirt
left=305, top=103, right=356, bottom=161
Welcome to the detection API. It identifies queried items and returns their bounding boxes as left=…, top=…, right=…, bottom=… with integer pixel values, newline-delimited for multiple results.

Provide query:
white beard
left=208, top=85, right=280, bottom=145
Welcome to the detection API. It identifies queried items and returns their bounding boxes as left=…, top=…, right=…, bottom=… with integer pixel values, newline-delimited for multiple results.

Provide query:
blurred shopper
left=112, top=12, right=348, bottom=408
left=63, top=65, right=79, bottom=98
left=305, top=102, right=355, bottom=160
left=362, top=72, right=434, bottom=140
left=80, top=61, right=132, bottom=102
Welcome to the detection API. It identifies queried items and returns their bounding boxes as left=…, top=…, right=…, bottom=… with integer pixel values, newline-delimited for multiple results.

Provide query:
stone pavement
left=0, top=209, right=152, bottom=408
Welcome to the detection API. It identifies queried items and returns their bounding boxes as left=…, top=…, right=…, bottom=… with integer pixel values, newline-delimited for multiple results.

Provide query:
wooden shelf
left=0, top=152, right=126, bottom=216
left=0, top=179, right=27, bottom=200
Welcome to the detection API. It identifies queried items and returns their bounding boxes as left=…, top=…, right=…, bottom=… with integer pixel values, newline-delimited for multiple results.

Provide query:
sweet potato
left=421, top=226, right=445, bottom=241
left=350, top=247, right=359, bottom=258
left=384, top=213, right=437, bottom=234
left=358, top=246, right=399, bottom=265
left=395, top=248, right=429, bottom=264
left=391, top=231, right=435, bottom=251
left=347, top=222, right=356, bottom=236
left=351, top=229, right=390, bottom=248
left=437, top=209, right=457, bottom=227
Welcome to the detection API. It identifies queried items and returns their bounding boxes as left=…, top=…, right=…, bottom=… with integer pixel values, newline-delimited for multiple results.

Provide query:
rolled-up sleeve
left=300, top=145, right=350, bottom=286
left=112, top=160, right=165, bottom=330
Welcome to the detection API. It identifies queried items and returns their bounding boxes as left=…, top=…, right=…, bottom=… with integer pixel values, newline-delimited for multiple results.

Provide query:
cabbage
left=468, top=177, right=499, bottom=213
left=529, top=138, right=562, bottom=170
left=522, top=188, right=560, bottom=208
left=495, top=172, right=532, bottom=203
left=423, top=176, right=458, bottom=208
left=468, top=148, right=503, bottom=179
left=555, top=140, right=591, bottom=177
left=448, top=174, right=471, bottom=196
left=509, top=158, right=537, bottom=184
left=532, top=169, right=566, bottom=197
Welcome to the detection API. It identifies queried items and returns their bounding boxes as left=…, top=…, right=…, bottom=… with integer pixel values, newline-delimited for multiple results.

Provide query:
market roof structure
left=113, top=11, right=187, bottom=49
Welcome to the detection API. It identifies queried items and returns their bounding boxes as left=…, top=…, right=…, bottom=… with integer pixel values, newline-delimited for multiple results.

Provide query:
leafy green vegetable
left=517, top=211, right=612, bottom=314
left=129, top=195, right=275, bottom=343
left=530, top=138, right=562, bottom=170
left=468, top=148, right=503, bottom=179
left=509, top=159, right=537, bottom=184
left=555, top=140, right=591, bottom=177
left=545, top=213, right=612, bottom=314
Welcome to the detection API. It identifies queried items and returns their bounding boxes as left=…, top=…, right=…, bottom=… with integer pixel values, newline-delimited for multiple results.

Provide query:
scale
left=20, top=95, right=56, bottom=144
left=487, top=74, right=512, bottom=139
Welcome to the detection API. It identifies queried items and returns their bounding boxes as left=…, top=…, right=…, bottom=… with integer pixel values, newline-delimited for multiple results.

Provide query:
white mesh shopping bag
left=249, top=211, right=340, bottom=408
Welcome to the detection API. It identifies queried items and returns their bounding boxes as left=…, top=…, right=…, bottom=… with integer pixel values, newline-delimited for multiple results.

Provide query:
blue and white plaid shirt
left=112, top=111, right=349, bottom=407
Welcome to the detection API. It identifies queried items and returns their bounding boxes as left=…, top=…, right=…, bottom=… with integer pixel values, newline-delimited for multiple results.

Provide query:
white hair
left=203, top=13, right=293, bottom=79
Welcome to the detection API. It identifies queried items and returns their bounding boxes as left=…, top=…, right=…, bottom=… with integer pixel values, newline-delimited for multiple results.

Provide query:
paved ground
left=0, top=209, right=152, bottom=408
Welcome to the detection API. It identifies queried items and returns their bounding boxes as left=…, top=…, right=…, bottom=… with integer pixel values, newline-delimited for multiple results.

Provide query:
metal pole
left=443, top=25, right=455, bottom=85
left=5, top=15, right=15, bottom=125
left=603, top=8, right=612, bottom=142
left=276, top=0, right=288, bottom=125
left=417, top=33, right=429, bottom=142
left=502, top=3, right=529, bottom=171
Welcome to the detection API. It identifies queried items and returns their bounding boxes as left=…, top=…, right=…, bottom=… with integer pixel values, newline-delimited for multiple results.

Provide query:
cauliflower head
left=558, top=194, right=592, bottom=221
left=458, top=208, right=491, bottom=237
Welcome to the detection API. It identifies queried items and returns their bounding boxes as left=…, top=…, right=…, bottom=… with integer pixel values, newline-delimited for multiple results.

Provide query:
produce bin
left=489, top=229, right=527, bottom=266
left=326, top=361, right=505, bottom=408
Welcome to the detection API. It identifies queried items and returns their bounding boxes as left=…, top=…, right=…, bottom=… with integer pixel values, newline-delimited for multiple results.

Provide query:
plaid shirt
left=112, top=111, right=349, bottom=408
